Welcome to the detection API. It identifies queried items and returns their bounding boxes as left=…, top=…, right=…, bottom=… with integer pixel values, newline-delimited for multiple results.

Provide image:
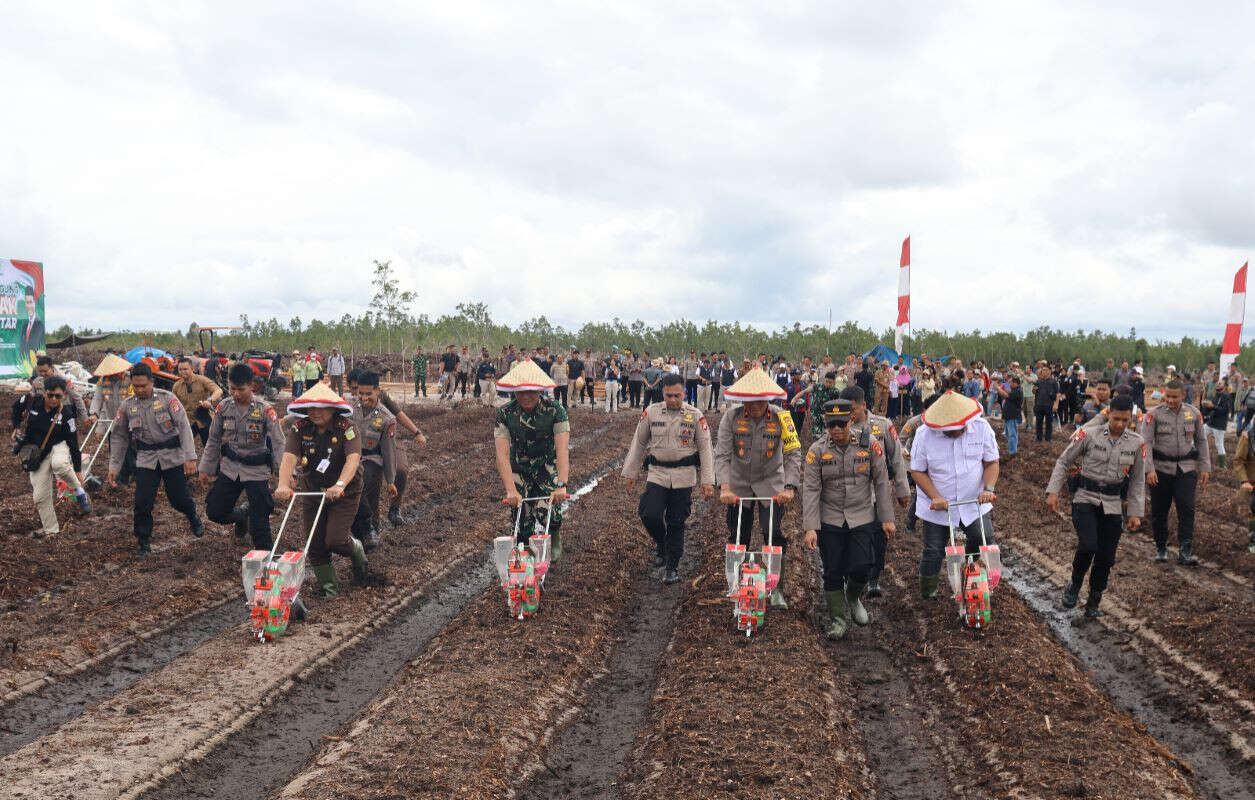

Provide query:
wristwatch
left=785, top=483, right=798, bottom=491
left=335, top=480, right=346, bottom=488
left=554, top=481, right=567, bottom=488
left=983, top=485, right=996, bottom=493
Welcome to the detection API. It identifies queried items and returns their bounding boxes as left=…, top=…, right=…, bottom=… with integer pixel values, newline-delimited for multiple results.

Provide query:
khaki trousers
left=479, top=379, right=496, bottom=405
left=30, top=442, right=81, bottom=535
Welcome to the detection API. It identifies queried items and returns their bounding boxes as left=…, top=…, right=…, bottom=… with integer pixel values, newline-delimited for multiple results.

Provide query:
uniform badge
left=856, top=450, right=869, bottom=458
left=152, top=400, right=162, bottom=410
left=331, top=436, right=338, bottom=444
left=249, top=407, right=262, bottom=419
left=821, top=452, right=834, bottom=461
left=684, top=413, right=694, bottom=422
left=871, top=424, right=882, bottom=437
left=806, top=450, right=816, bottom=464
left=1184, top=413, right=1193, bottom=422
left=345, top=428, right=356, bottom=441
left=301, top=457, right=308, bottom=465
left=372, top=418, right=383, bottom=429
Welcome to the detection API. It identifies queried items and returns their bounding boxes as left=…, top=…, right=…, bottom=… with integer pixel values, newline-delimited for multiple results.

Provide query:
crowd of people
left=8, top=341, right=1252, bottom=639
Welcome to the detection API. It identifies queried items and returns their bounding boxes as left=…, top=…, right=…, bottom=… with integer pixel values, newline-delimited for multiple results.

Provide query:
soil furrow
left=1003, top=546, right=1255, bottom=799
left=275, top=472, right=646, bottom=800
left=616, top=501, right=876, bottom=799
left=515, top=499, right=715, bottom=800
left=0, top=414, right=637, bottom=799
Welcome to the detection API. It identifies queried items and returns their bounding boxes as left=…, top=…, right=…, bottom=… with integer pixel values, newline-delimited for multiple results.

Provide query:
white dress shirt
left=909, top=417, right=999, bottom=526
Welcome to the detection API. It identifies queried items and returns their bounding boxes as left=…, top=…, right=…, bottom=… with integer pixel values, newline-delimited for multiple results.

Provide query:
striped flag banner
left=1219, top=262, right=1247, bottom=376
left=894, top=236, right=910, bottom=354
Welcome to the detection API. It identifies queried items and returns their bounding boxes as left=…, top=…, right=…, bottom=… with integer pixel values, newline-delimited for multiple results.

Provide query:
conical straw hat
left=93, top=353, right=132, bottom=377
left=922, top=390, right=982, bottom=431
left=288, top=381, right=353, bottom=416
left=496, top=358, right=557, bottom=393
left=723, top=367, right=786, bottom=401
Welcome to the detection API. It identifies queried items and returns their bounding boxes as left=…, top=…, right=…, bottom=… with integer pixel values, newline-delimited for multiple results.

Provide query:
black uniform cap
left=823, top=398, right=853, bottom=420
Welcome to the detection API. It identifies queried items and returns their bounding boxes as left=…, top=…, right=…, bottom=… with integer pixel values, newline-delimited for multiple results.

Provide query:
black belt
left=222, top=444, right=271, bottom=466
left=1153, top=448, right=1198, bottom=462
left=1077, top=476, right=1125, bottom=496
left=135, top=436, right=181, bottom=452
left=363, top=445, right=382, bottom=457
left=646, top=454, right=699, bottom=468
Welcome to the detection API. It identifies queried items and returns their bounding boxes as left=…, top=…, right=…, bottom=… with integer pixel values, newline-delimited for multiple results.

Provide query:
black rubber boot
left=1177, top=542, right=1199, bottom=567
left=865, top=579, right=882, bottom=599
left=388, top=506, right=405, bottom=527
left=189, top=516, right=205, bottom=538
left=1061, top=581, right=1080, bottom=609
left=136, top=540, right=151, bottom=557
left=1084, top=590, right=1104, bottom=618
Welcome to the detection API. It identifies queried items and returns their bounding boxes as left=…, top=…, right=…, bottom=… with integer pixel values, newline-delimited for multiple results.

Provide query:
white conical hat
left=288, top=382, right=354, bottom=416
left=93, top=353, right=132, bottom=377
left=922, top=390, right=982, bottom=431
left=496, top=358, right=556, bottom=393
left=723, top=367, right=786, bottom=401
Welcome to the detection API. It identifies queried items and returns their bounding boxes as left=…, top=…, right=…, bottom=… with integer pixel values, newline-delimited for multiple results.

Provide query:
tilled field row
left=276, top=472, right=651, bottom=800
left=0, top=411, right=638, bottom=799
left=995, top=439, right=1255, bottom=768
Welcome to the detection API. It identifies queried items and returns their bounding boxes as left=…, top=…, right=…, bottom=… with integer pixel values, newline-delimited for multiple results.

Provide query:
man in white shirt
left=327, top=347, right=346, bottom=394
left=909, top=391, right=1000, bottom=599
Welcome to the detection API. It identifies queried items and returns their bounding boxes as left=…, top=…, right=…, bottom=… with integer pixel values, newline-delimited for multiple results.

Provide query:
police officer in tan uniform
left=1139, top=379, right=1209, bottom=565
left=173, top=357, right=223, bottom=447
left=623, top=373, right=715, bottom=584
left=198, top=362, right=284, bottom=549
left=803, top=399, right=895, bottom=639
left=350, top=371, right=397, bottom=551
left=842, top=386, right=910, bottom=598
left=108, top=362, right=203, bottom=556
left=1048, top=395, right=1145, bottom=617
left=714, top=369, right=802, bottom=609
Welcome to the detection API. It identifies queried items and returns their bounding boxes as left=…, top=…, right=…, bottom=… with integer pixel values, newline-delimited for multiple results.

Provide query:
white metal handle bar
left=734, top=496, right=776, bottom=549
left=82, top=419, right=115, bottom=475
left=268, top=491, right=327, bottom=561
left=513, top=495, right=555, bottom=539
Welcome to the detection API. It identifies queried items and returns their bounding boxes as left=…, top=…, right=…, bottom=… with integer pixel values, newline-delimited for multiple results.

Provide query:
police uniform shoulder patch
left=699, top=416, right=708, bottom=430
left=806, top=450, right=816, bottom=464
left=344, top=427, right=356, bottom=441
left=1072, top=428, right=1087, bottom=442
left=265, top=406, right=278, bottom=421
left=871, top=440, right=884, bottom=457
left=215, top=399, right=228, bottom=414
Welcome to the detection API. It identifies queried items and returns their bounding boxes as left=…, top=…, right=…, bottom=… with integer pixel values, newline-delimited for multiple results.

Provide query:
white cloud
left=0, top=1, right=1251, bottom=344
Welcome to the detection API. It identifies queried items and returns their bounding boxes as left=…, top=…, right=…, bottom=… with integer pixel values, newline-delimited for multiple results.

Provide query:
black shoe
left=136, top=541, right=151, bottom=557
left=1155, top=547, right=1168, bottom=562
left=663, top=569, right=679, bottom=585
left=653, top=553, right=665, bottom=568
left=1177, top=546, right=1199, bottom=567
left=1083, top=591, right=1104, bottom=618
left=1061, top=581, right=1080, bottom=609
left=865, top=580, right=883, bottom=599
left=189, top=517, right=204, bottom=538
left=362, top=524, right=380, bottom=552
left=388, top=507, right=405, bottom=527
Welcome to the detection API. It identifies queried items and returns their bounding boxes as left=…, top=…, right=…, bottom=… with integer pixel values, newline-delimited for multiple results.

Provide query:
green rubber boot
left=846, top=581, right=869, bottom=626
left=550, top=528, right=563, bottom=562
left=825, top=590, right=849, bottom=640
left=1218, top=454, right=1228, bottom=469
left=312, top=562, right=339, bottom=598
left=349, top=537, right=369, bottom=584
left=920, top=574, right=940, bottom=599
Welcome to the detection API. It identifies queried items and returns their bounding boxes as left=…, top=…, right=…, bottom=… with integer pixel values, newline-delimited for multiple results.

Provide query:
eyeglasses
left=46, top=392, right=65, bottom=399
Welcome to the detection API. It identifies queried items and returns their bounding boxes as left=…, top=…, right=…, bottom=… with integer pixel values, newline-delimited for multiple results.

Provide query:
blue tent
left=124, top=345, right=172, bottom=363
left=862, top=344, right=916, bottom=366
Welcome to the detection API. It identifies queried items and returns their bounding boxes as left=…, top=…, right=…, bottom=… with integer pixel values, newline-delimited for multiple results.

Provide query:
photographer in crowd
left=12, top=375, right=92, bottom=536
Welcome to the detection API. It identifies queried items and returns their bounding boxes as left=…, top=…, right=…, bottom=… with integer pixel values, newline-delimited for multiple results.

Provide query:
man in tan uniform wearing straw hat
left=715, top=366, right=802, bottom=609
left=909, top=390, right=999, bottom=598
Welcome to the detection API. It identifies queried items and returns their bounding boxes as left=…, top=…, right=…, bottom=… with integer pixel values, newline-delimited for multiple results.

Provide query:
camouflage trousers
left=509, top=469, right=563, bottom=545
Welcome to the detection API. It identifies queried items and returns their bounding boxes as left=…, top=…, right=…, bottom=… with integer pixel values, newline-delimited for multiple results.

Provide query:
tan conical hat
left=289, top=381, right=353, bottom=416
left=496, top=358, right=557, bottom=393
left=724, top=367, right=786, bottom=401
left=93, top=353, right=132, bottom=377
left=922, top=390, right=982, bottom=431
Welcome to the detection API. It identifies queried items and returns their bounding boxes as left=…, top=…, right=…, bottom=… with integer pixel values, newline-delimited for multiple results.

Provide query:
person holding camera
left=12, top=375, right=92, bottom=536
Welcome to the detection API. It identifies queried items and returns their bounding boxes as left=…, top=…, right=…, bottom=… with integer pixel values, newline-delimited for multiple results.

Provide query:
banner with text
left=0, top=260, right=45, bottom=378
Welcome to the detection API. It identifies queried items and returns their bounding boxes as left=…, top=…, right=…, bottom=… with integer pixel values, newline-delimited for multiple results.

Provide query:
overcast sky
left=2, top=2, right=1252, bottom=342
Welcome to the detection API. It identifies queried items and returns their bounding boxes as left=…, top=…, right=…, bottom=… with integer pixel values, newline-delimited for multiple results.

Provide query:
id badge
left=316, top=458, right=332, bottom=474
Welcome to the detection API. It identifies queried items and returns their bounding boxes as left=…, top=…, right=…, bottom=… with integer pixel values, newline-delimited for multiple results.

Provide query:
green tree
left=369, top=259, right=417, bottom=353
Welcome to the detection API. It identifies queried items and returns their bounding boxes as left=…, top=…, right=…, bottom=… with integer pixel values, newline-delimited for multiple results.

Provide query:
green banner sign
left=0, top=259, right=45, bottom=378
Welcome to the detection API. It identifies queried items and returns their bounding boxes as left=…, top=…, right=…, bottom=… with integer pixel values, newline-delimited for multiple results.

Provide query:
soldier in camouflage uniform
left=413, top=347, right=428, bottom=398
left=790, top=368, right=841, bottom=439
left=494, top=361, right=571, bottom=559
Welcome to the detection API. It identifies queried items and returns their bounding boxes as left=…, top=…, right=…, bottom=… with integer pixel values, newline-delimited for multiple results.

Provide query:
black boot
left=1084, top=590, right=1104, bottom=618
left=663, top=568, right=679, bottom=585
left=232, top=507, right=248, bottom=542
left=653, top=551, right=665, bottom=568
left=136, top=539, right=151, bottom=557
left=865, top=579, right=882, bottom=599
left=1155, top=546, right=1168, bottom=562
left=388, top=506, right=405, bottom=527
left=1061, top=581, right=1080, bottom=609
left=189, top=516, right=204, bottom=538
left=1177, top=542, right=1199, bottom=567
left=362, top=521, right=380, bottom=552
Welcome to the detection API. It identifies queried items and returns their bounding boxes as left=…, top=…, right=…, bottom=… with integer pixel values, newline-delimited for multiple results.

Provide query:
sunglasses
left=46, top=392, right=65, bottom=399
left=824, top=419, right=849, bottom=428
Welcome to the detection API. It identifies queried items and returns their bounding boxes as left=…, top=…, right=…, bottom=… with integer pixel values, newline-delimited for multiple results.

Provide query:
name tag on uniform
left=316, top=458, right=331, bottom=474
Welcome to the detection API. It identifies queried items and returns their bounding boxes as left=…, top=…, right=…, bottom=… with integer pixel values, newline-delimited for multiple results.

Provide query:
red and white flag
left=894, top=236, right=910, bottom=354
left=1220, top=262, right=1247, bottom=376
